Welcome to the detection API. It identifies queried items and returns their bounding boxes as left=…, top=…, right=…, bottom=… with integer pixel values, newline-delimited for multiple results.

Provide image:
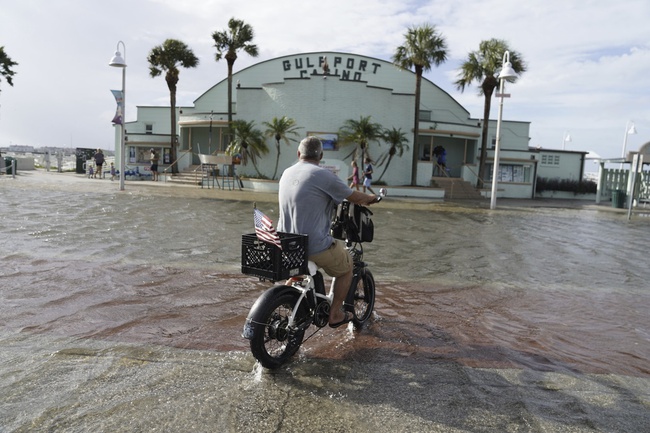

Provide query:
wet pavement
left=1, top=170, right=649, bottom=432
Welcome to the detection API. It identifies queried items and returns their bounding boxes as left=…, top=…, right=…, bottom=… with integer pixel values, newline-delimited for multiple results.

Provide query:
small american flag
left=254, top=208, right=282, bottom=250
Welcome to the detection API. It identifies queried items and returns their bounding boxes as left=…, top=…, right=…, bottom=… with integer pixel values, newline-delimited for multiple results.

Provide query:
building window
left=419, top=110, right=431, bottom=121
left=541, top=154, right=560, bottom=165
left=487, top=164, right=532, bottom=183
left=145, top=124, right=153, bottom=135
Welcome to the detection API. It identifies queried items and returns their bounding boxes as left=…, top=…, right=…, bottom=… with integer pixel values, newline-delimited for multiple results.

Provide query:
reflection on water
left=1, top=173, right=649, bottom=432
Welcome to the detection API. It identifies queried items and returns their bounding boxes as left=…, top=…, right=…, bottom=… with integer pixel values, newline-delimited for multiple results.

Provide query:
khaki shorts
left=309, top=240, right=352, bottom=278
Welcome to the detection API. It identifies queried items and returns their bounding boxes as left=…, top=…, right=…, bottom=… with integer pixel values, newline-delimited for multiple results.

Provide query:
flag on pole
left=254, top=208, right=282, bottom=250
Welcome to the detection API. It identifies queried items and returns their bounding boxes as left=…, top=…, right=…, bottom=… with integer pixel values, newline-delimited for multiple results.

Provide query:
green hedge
left=536, top=177, right=597, bottom=194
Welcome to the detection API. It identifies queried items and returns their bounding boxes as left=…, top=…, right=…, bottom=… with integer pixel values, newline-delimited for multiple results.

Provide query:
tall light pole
left=620, top=120, right=636, bottom=169
left=490, top=51, right=518, bottom=210
left=562, top=131, right=572, bottom=150
left=109, top=41, right=127, bottom=191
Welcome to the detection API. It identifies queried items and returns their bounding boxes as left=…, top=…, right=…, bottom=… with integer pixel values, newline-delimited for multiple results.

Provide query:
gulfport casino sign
left=281, top=54, right=382, bottom=81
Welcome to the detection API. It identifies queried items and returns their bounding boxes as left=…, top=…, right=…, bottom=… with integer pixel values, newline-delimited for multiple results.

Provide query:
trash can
left=4, top=157, right=16, bottom=174
left=612, top=189, right=626, bottom=208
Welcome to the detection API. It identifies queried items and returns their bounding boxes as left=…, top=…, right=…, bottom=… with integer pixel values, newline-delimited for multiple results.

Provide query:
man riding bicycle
left=278, top=136, right=378, bottom=328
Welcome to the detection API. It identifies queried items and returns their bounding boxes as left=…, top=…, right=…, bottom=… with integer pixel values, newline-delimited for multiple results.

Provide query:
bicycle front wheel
left=351, top=269, right=375, bottom=327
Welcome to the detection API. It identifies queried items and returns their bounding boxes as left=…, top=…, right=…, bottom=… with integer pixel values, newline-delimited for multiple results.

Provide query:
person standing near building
left=93, top=149, right=105, bottom=178
left=150, top=148, right=159, bottom=181
left=433, top=145, right=447, bottom=176
left=362, top=157, right=375, bottom=194
left=437, top=148, right=447, bottom=174
left=278, top=136, right=377, bottom=328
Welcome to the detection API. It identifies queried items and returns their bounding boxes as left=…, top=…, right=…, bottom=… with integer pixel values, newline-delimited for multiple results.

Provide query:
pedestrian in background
left=362, top=157, right=375, bottom=194
left=93, top=149, right=105, bottom=178
left=150, top=148, right=159, bottom=181
left=348, top=160, right=360, bottom=190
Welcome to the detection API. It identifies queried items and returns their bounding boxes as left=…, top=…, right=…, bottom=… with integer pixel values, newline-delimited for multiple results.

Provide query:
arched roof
left=193, top=51, right=469, bottom=118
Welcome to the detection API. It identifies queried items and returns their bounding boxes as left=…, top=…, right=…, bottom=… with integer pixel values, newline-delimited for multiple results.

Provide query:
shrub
left=536, top=177, right=597, bottom=194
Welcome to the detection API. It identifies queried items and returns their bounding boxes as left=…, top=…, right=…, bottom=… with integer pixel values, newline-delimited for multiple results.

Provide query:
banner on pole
left=111, top=90, right=124, bottom=125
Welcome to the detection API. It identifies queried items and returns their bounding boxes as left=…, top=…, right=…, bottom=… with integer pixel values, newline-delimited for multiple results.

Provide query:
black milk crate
left=241, top=232, right=308, bottom=281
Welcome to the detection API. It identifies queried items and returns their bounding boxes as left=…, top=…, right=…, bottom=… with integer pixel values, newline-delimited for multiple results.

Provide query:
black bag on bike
left=332, top=201, right=374, bottom=243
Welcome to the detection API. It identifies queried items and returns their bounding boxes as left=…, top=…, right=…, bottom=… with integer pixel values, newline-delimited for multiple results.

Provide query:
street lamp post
left=562, top=131, right=572, bottom=150
left=490, top=51, right=518, bottom=210
left=109, top=41, right=127, bottom=191
left=620, top=121, right=636, bottom=169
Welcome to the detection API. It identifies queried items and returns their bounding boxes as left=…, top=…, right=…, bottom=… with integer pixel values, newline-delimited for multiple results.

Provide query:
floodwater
left=1, top=171, right=649, bottom=432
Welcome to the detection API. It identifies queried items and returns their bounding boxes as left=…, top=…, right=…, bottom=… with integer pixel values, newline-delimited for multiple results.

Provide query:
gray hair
left=298, top=136, right=323, bottom=160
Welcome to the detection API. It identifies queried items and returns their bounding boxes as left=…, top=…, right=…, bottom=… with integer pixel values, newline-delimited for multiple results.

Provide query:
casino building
left=115, top=51, right=588, bottom=198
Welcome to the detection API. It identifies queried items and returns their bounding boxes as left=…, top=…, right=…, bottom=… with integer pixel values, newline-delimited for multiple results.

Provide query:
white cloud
left=1, top=0, right=648, bottom=165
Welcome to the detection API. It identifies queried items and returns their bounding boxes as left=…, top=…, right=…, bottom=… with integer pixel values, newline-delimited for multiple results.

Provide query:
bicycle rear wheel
left=249, top=293, right=307, bottom=369
left=351, top=269, right=375, bottom=327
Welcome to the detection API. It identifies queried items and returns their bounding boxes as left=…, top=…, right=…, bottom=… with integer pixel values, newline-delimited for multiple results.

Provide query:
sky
left=1, top=0, right=649, bottom=173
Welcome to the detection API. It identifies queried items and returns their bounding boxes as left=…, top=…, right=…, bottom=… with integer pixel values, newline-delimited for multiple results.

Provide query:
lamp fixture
left=620, top=121, right=637, bottom=169
left=562, top=131, right=572, bottom=150
left=498, top=52, right=517, bottom=80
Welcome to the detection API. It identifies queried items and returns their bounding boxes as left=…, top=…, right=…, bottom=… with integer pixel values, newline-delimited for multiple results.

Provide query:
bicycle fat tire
left=249, top=292, right=307, bottom=369
left=351, top=269, right=376, bottom=328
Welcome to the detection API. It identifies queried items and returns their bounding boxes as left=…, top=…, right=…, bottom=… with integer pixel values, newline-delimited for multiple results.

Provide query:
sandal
left=329, top=311, right=354, bottom=328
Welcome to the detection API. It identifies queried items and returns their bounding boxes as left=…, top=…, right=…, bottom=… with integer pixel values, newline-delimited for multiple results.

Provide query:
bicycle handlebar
left=375, top=188, right=387, bottom=203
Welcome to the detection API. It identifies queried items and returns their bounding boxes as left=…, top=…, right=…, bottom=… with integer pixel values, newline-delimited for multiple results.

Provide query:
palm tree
left=212, top=18, right=259, bottom=126
left=376, top=127, right=410, bottom=182
left=147, top=39, right=199, bottom=174
left=392, top=24, right=448, bottom=186
left=455, top=38, right=526, bottom=188
left=226, top=120, right=269, bottom=178
left=338, top=115, right=383, bottom=169
left=0, top=46, right=18, bottom=92
left=262, top=116, right=302, bottom=180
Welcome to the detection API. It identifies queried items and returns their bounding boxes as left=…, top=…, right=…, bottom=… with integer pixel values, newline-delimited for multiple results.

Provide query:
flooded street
left=1, top=171, right=649, bottom=432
